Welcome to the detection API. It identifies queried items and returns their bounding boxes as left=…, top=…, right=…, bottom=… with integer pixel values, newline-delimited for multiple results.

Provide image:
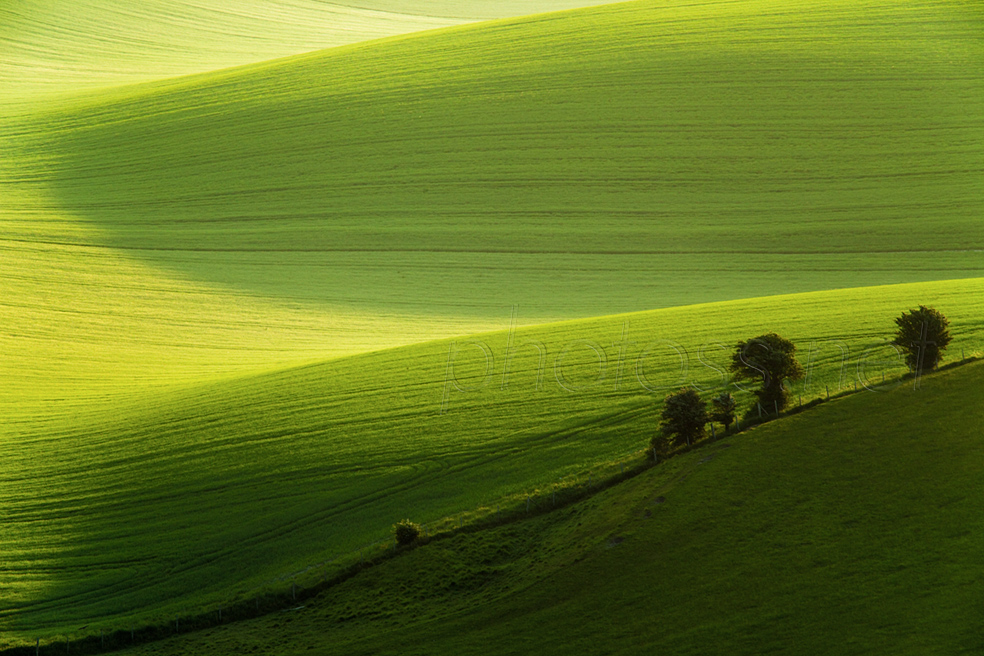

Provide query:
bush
left=892, top=305, right=952, bottom=375
left=393, top=519, right=421, bottom=546
left=659, top=388, right=709, bottom=447
left=650, top=432, right=671, bottom=462
left=730, top=332, right=804, bottom=415
left=710, top=391, right=737, bottom=432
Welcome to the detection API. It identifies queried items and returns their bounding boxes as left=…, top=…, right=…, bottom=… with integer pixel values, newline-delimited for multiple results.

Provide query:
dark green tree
left=393, top=519, right=421, bottom=546
left=649, top=431, right=671, bottom=463
left=891, top=306, right=951, bottom=375
left=659, top=388, right=709, bottom=447
left=730, top=332, right=804, bottom=415
left=710, top=391, right=737, bottom=432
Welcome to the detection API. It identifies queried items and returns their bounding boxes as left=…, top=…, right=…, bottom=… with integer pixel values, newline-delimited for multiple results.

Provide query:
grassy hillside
left=2, top=278, right=983, bottom=645
left=2, top=0, right=981, bottom=419
left=0, top=0, right=621, bottom=107
left=1, top=0, right=982, bottom=648
left=93, top=357, right=984, bottom=655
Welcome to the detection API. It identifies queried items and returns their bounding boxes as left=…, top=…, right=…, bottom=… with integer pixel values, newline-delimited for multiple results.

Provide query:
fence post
left=825, top=384, right=830, bottom=400
left=710, top=424, right=715, bottom=439
left=774, top=400, right=779, bottom=416
left=757, top=403, right=763, bottom=418
left=35, top=638, right=39, bottom=656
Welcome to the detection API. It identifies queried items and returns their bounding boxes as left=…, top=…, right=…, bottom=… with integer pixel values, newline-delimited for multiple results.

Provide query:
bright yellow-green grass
left=0, top=0, right=623, bottom=108
left=1, top=0, right=983, bottom=648
left=2, top=278, right=983, bottom=645
left=1, top=0, right=982, bottom=421
left=121, top=358, right=984, bottom=656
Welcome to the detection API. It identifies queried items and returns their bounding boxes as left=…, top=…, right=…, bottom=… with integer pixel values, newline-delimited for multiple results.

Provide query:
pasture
left=1, top=278, right=982, bottom=644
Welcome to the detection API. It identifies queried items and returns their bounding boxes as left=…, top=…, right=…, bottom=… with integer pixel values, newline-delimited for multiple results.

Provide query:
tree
left=659, top=388, right=709, bottom=447
left=393, top=519, right=421, bottom=546
left=730, top=332, right=804, bottom=415
left=649, top=431, right=671, bottom=462
left=710, top=392, right=737, bottom=432
left=891, top=306, right=951, bottom=375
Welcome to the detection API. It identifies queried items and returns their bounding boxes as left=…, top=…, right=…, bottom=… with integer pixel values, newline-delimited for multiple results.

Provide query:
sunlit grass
left=1, top=278, right=982, bottom=643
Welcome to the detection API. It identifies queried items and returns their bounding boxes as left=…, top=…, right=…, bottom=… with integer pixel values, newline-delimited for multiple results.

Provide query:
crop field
left=2, top=278, right=984, bottom=644
left=0, top=0, right=982, bottom=652
left=121, top=358, right=984, bottom=656
left=2, top=0, right=982, bottom=419
left=0, top=0, right=624, bottom=107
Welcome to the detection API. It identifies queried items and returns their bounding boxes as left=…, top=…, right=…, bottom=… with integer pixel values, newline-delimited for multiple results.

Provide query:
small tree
left=730, top=332, right=804, bottom=415
left=659, top=388, right=709, bottom=447
left=649, top=431, right=671, bottom=462
left=710, top=392, right=737, bottom=432
left=891, top=306, right=951, bottom=375
left=393, top=519, right=421, bottom=546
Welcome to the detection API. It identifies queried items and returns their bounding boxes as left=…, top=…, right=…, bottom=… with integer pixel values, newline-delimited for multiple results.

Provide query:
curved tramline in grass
left=23, top=355, right=984, bottom=655
left=1, top=0, right=981, bottom=419
left=1, top=278, right=982, bottom=646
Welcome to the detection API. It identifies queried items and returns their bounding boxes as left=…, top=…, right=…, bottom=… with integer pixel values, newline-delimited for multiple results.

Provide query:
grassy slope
left=124, top=358, right=984, bottom=655
left=2, top=0, right=982, bottom=418
left=0, top=0, right=620, bottom=107
left=3, top=278, right=984, bottom=644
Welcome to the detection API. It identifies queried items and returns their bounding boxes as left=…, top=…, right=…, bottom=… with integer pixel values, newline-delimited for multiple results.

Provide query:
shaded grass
left=112, top=358, right=984, bottom=656
left=1, top=278, right=983, bottom=643
left=1, top=0, right=981, bottom=417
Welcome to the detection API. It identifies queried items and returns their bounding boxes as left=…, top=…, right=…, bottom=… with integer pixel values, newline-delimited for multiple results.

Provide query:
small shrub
left=659, top=388, right=709, bottom=447
left=393, top=519, right=421, bottom=546
left=710, top=392, right=737, bottom=432
left=650, top=432, right=671, bottom=462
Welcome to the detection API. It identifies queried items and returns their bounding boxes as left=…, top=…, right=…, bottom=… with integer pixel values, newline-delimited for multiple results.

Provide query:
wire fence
left=8, top=350, right=982, bottom=655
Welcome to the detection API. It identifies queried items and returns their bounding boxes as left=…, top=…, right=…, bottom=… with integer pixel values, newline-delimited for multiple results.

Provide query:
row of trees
left=653, top=306, right=952, bottom=458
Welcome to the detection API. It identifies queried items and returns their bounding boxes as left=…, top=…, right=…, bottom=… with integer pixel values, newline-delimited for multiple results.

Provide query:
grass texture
left=2, top=278, right=983, bottom=645
left=1, top=0, right=982, bottom=420
left=0, top=0, right=982, bottom=648
left=0, top=0, right=622, bottom=107
left=106, top=359, right=984, bottom=655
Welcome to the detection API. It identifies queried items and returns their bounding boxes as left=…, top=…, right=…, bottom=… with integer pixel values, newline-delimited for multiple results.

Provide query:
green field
left=0, top=0, right=625, bottom=108
left=95, top=358, right=984, bottom=655
left=2, top=0, right=982, bottom=420
left=2, top=278, right=983, bottom=645
left=1, top=0, right=982, bottom=651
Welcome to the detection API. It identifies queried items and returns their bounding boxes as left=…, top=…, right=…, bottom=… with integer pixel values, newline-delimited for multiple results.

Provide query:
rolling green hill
left=0, top=0, right=622, bottom=108
left=1, top=0, right=982, bottom=650
left=2, top=0, right=982, bottom=420
left=2, top=278, right=982, bottom=646
left=79, top=353, right=984, bottom=655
